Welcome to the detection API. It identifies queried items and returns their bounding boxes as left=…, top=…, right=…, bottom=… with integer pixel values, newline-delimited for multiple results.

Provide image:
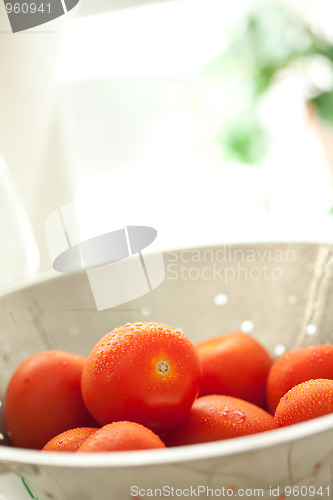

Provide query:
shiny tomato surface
left=196, top=332, right=273, bottom=409
left=81, top=322, right=202, bottom=433
left=164, top=394, right=276, bottom=447
left=267, top=345, right=333, bottom=413
left=5, top=350, right=96, bottom=449
left=78, top=421, right=166, bottom=452
left=42, top=427, right=98, bottom=452
left=275, top=378, right=333, bottom=427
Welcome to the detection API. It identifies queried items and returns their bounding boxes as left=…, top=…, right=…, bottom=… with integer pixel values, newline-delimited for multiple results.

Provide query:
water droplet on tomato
left=222, top=410, right=246, bottom=423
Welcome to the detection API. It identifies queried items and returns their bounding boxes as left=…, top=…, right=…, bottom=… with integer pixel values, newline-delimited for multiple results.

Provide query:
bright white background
left=1, top=0, right=333, bottom=287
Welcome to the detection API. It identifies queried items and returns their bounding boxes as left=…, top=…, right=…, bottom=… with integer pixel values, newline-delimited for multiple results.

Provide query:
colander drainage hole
left=214, top=293, right=228, bottom=306
left=287, top=294, right=298, bottom=304
left=240, top=320, right=254, bottom=333
left=306, top=324, right=317, bottom=336
left=274, top=344, right=286, bottom=356
left=141, top=306, right=152, bottom=317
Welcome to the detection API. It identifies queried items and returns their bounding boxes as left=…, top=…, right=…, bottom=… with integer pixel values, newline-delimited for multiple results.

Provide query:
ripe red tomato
left=274, top=379, right=333, bottom=427
left=164, top=394, right=276, bottom=447
left=5, top=350, right=97, bottom=449
left=42, top=427, right=98, bottom=452
left=81, top=322, right=202, bottom=433
left=267, top=345, right=333, bottom=413
left=77, top=421, right=166, bottom=452
left=196, top=332, right=273, bottom=409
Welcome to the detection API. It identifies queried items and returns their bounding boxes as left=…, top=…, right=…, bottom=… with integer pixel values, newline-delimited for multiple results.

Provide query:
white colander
left=0, top=243, right=332, bottom=500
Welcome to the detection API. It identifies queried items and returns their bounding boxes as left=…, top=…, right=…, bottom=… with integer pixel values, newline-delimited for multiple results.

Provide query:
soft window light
left=57, top=0, right=236, bottom=82
left=56, top=0, right=333, bottom=249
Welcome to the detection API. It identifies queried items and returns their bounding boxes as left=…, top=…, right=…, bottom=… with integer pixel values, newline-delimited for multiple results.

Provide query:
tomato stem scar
left=156, top=359, right=170, bottom=375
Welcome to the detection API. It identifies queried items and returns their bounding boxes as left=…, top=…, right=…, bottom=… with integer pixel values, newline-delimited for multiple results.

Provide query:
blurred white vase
left=0, top=155, right=39, bottom=291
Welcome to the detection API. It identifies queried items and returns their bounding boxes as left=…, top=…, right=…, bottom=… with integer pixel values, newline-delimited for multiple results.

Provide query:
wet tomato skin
left=164, top=394, right=277, bottom=447
left=267, top=345, right=333, bottom=414
left=81, top=322, right=202, bottom=433
left=275, top=379, right=333, bottom=427
left=5, top=350, right=97, bottom=450
left=42, top=427, right=98, bottom=452
left=196, top=332, right=273, bottom=409
left=77, top=421, right=166, bottom=452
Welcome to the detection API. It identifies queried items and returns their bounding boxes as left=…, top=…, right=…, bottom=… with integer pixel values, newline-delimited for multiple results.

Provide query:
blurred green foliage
left=205, top=3, right=333, bottom=165
left=215, top=115, right=270, bottom=165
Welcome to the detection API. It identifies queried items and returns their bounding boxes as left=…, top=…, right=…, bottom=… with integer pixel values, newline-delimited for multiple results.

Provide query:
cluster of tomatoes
left=4, top=322, right=333, bottom=452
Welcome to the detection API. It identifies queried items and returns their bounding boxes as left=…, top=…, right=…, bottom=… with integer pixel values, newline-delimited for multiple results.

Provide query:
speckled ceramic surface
left=0, top=243, right=333, bottom=499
